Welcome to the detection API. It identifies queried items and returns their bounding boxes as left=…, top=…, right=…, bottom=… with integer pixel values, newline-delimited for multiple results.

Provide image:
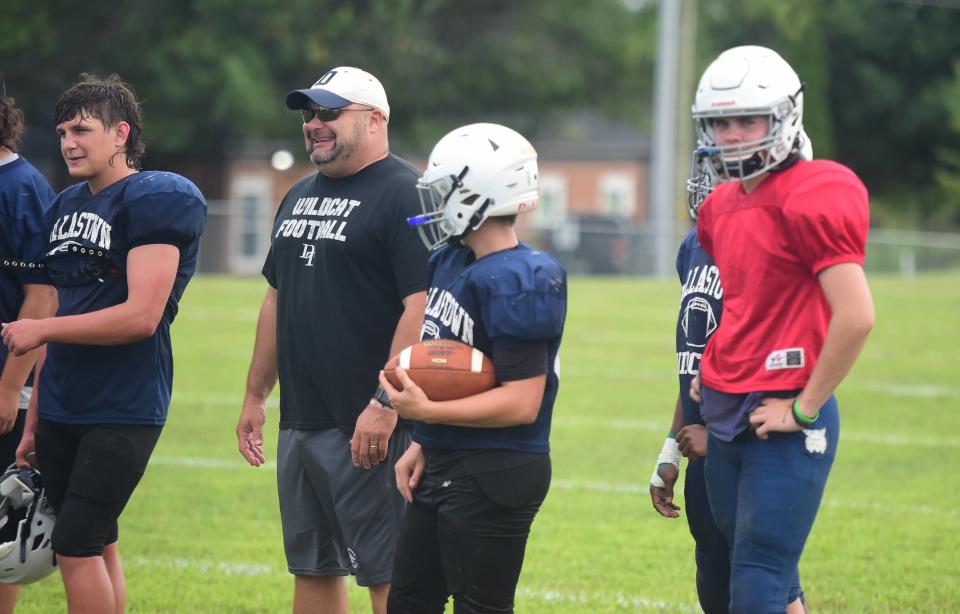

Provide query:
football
left=384, top=339, right=496, bottom=401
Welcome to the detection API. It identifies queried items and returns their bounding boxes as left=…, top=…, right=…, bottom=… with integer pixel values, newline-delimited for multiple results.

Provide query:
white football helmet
left=798, top=128, right=813, bottom=161
left=692, top=46, right=805, bottom=182
left=409, top=123, right=539, bottom=250
left=0, top=465, right=57, bottom=584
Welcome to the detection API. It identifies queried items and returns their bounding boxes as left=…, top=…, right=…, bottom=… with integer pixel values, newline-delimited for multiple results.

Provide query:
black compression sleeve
left=491, top=339, right=549, bottom=381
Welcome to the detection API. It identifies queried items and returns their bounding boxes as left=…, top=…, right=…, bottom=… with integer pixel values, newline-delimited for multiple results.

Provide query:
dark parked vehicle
left=540, top=213, right=638, bottom=274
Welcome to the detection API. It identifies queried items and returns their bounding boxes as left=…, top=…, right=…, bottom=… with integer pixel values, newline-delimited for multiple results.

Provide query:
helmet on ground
left=408, top=123, right=539, bottom=250
left=0, top=465, right=57, bottom=584
left=692, top=45, right=805, bottom=182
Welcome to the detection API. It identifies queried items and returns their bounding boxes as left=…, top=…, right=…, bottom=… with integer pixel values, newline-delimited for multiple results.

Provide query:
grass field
left=16, top=272, right=960, bottom=613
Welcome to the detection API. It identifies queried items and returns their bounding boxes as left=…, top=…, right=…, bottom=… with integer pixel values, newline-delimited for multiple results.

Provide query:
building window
left=229, top=174, right=272, bottom=273
left=536, top=174, right=568, bottom=227
left=241, top=195, right=260, bottom=258
left=599, top=173, right=635, bottom=218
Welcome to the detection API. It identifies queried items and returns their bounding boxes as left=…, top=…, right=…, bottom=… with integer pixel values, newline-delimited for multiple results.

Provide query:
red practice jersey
left=696, top=159, right=869, bottom=393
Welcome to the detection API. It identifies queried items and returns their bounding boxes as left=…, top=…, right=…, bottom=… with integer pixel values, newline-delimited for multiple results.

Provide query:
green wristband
left=791, top=398, right=818, bottom=426
left=668, top=431, right=677, bottom=439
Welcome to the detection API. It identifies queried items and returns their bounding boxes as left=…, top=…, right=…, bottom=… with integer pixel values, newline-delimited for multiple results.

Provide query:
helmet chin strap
left=449, top=198, right=493, bottom=245
left=723, top=152, right=766, bottom=179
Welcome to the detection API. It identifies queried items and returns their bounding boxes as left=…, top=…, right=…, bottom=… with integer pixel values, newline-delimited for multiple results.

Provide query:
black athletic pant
left=388, top=455, right=551, bottom=614
left=35, top=420, right=162, bottom=557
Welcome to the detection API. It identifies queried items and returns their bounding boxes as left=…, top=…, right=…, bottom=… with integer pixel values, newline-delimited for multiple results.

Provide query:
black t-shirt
left=263, top=154, right=429, bottom=430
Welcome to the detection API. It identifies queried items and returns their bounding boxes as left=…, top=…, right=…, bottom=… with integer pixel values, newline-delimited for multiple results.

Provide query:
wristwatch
left=372, top=387, right=393, bottom=409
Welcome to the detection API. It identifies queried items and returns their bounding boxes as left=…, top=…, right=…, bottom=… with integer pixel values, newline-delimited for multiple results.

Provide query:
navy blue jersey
left=676, top=228, right=723, bottom=427
left=39, top=172, right=207, bottom=425
left=413, top=242, right=567, bottom=453
left=0, top=155, right=55, bottom=385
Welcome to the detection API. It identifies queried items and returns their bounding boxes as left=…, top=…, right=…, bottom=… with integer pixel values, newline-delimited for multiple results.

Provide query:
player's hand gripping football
left=378, top=367, right=433, bottom=423
left=351, top=396, right=399, bottom=470
left=394, top=442, right=426, bottom=503
left=749, top=397, right=804, bottom=439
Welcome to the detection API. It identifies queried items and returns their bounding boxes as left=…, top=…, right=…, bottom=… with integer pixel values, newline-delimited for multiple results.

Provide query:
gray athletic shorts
left=277, top=425, right=411, bottom=586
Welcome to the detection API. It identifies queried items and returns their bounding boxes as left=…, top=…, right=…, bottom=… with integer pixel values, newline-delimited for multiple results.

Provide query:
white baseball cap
left=285, top=66, right=390, bottom=122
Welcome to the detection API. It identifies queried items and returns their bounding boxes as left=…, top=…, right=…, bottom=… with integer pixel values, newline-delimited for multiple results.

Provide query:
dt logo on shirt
left=765, top=348, right=804, bottom=371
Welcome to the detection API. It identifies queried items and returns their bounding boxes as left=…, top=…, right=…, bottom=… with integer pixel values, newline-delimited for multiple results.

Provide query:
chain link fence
left=202, top=202, right=960, bottom=277
left=527, top=218, right=960, bottom=277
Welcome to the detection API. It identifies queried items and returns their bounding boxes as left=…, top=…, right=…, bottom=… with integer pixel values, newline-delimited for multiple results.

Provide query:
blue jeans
left=704, top=397, right=839, bottom=614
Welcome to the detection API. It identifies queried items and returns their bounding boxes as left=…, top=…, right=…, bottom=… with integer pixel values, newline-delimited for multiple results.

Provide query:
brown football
left=384, top=339, right=496, bottom=402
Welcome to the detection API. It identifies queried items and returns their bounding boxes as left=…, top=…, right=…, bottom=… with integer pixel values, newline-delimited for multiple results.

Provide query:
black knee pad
left=51, top=504, right=119, bottom=557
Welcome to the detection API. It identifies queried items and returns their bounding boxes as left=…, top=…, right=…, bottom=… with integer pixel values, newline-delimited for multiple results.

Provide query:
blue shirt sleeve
left=480, top=257, right=567, bottom=341
left=7, top=167, right=55, bottom=285
left=123, top=190, right=207, bottom=251
left=676, top=236, right=688, bottom=282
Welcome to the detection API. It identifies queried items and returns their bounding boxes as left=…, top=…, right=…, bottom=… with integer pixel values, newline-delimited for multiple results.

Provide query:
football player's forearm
left=420, top=375, right=546, bottom=428
left=18, top=284, right=58, bottom=320
left=21, top=347, right=44, bottom=439
left=38, top=298, right=166, bottom=345
left=669, top=394, right=683, bottom=433
left=796, top=311, right=872, bottom=417
left=0, top=284, right=58, bottom=392
left=0, top=350, right=37, bottom=396
left=39, top=246, right=178, bottom=345
left=797, top=265, right=874, bottom=417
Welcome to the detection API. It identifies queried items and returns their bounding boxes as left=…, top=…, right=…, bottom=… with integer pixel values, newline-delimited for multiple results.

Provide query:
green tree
left=1, top=0, right=655, bottom=180
left=696, top=0, right=960, bottom=228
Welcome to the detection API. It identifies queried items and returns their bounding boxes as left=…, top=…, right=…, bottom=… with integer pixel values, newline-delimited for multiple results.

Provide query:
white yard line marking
left=514, top=587, right=700, bottom=612
left=172, top=393, right=279, bottom=408
left=550, top=416, right=960, bottom=448
left=149, top=456, right=958, bottom=518
left=169, top=390, right=960, bottom=451
left=169, top=393, right=960, bottom=448
left=129, top=556, right=275, bottom=577
left=862, top=382, right=960, bottom=399
left=552, top=479, right=648, bottom=495
left=176, top=307, right=260, bottom=322
left=152, top=456, right=276, bottom=470
left=126, top=556, right=700, bottom=611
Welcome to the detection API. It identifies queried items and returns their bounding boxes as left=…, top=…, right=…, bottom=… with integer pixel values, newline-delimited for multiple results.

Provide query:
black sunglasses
left=300, top=106, right=370, bottom=123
